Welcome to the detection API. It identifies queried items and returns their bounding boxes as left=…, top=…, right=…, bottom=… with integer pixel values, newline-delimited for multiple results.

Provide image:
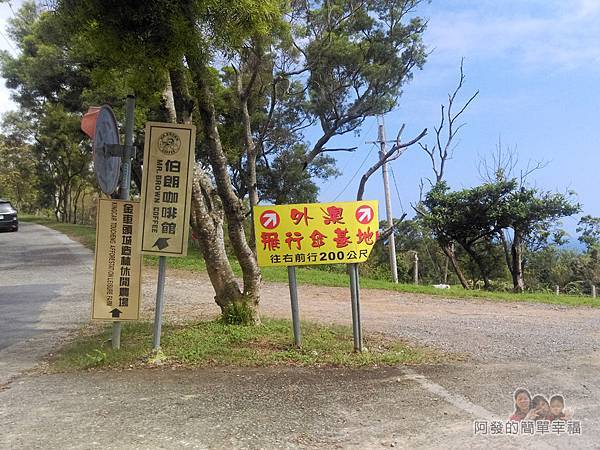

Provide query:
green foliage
left=419, top=178, right=580, bottom=290
left=419, top=180, right=515, bottom=286
left=421, top=180, right=515, bottom=246
left=303, top=0, right=427, bottom=136
left=0, top=130, right=38, bottom=211
left=577, top=215, right=600, bottom=253
left=221, top=300, right=256, bottom=325
left=503, top=185, right=580, bottom=248
left=0, top=4, right=95, bottom=221
left=84, top=348, right=107, bottom=366
left=257, top=144, right=340, bottom=204
left=526, top=246, right=600, bottom=293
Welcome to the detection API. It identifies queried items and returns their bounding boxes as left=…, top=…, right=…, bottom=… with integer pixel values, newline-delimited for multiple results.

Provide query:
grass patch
left=49, top=318, right=433, bottom=372
left=23, top=215, right=600, bottom=308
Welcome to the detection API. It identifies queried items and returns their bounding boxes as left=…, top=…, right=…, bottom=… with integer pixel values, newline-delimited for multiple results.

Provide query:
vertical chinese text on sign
left=92, top=199, right=142, bottom=320
left=140, top=122, right=196, bottom=257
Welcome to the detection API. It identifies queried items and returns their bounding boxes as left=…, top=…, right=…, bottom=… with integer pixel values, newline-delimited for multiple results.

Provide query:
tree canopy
left=419, top=178, right=579, bottom=291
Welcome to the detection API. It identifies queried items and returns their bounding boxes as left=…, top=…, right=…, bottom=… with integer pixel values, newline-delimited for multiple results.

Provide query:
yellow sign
left=92, top=199, right=142, bottom=321
left=140, top=122, right=196, bottom=256
left=253, top=200, right=378, bottom=267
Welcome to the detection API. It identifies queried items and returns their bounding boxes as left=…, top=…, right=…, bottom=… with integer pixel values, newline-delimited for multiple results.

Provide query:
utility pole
left=367, top=118, right=398, bottom=283
left=413, top=251, right=419, bottom=285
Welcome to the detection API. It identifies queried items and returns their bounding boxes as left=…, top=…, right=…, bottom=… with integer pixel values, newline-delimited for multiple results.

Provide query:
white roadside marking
left=402, top=367, right=496, bottom=420
left=402, top=368, right=558, bottom=450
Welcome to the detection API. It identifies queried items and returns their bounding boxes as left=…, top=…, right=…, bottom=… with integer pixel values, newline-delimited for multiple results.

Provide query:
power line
left=331, top=118, right=378, bottom=177
left=333, top=143, right=376, bottom=201
left=0, top=29, right=16, bottom=53
left=389, top=165, right=405, bottom=214
left=1, top=2, right=17, bottom=53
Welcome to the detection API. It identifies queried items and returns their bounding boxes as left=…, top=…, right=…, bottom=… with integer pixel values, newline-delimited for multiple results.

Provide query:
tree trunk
left=73, top=182, right=83, bottom=224
left=240, top=95, right=259, bottom=252
left=462, top=244, right=491, bottom=290
left=190, top=168, right=247, bottom=312
left=169, top=67, right=194, bottom=125
left=64, top=183, right=70, bottom=223
left=169, top=64, right=261, bottom=323
left=81, top=191, right=87, bottom=224
left=443, top=250, right=449, bottom=284
left=511, top=232, right=525, bottom=293
left=441, top=242, right=469, bottom=289
left=190, top=62, right=261, bottom=322
left=499, top=230, right=514, bottom=277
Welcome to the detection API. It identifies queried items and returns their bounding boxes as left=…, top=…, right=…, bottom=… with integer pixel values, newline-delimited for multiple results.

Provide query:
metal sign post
left=349, top=263, right=362, bottom=351
left=121, top=95, right=135, bottom=199
left=140, top=122, right=196, bottom=350
left=112, top=95, right=136, bottom=350
left=253, top=201, right=377, bottom=350
left=153, top=256, right=167, bottom=349
left=287, top=266, right=302, bottom=347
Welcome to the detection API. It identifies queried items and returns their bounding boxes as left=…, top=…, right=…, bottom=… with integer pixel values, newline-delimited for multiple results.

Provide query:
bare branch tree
left=412, top=59, right=478, bottom=287
left=420, top=58, right=479, bottom=184
left=477, top=139, right=549, bottom=280
left=477, top=137, right=518, bottom=182
left=478, top=137, right=549, bottom=186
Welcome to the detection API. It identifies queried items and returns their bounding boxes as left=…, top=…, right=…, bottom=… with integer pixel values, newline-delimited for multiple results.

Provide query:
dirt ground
left=2, top=265, right=600, bottom=449
left=142, top=267, right=600, bottom=364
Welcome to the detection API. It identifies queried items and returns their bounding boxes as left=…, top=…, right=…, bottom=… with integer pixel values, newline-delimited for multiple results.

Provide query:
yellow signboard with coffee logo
left=140, top=122, right=196, bottom=256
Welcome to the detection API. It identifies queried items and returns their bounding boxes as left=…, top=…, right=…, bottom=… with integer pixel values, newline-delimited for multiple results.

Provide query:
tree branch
left=420, top=58, right=478, bottom=183
left=378, top=213, right=407, bottom=241
left=356, top=127, right=427, bottom=201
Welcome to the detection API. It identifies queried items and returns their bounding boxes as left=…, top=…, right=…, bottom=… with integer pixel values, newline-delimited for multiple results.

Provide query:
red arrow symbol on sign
left=358, top=206, right=371, bottom=223
left=356, top=206, right=372, bottom=224
left=260, top=210, right=280, bottom=229
left=263, top=213, right=277, bottom=227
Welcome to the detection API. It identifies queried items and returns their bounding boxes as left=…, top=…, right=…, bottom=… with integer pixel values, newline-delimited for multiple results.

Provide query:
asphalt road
left=0, top=222, right=92, bottom=385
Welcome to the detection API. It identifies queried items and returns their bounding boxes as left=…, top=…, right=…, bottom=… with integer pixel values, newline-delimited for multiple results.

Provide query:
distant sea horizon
left=560, top=238, right=586, bottom=253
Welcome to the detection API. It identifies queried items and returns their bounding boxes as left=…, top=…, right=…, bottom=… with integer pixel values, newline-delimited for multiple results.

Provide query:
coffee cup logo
left=158, top=131, right=181, bottom=155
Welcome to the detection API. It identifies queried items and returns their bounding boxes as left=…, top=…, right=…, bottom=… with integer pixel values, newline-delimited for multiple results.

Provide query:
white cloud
left=424, top=0, right=600, bottom=71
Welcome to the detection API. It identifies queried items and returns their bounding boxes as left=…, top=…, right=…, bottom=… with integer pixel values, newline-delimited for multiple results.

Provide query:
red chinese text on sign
left=285, top=231, right=304, bottom=250
left=355, top=205, right=374, bottom=225
left=310, top=230, right=327, bottom=248
left=259, top=210, right=280, bottom=229
left=357, top=227, right=374, bottom=245
left=261, top=232, right=280, bottom=251
left=290, top=207, right=313, bottom=226
left=322, top=206, right=345, bottom=225
left=333, top=228, right=352, bottom=248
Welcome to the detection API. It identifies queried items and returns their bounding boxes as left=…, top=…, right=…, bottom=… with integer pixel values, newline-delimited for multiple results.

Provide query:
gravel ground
left=2, top=263, right=599, bottom=448
left=141, top=267, right=600, bottom=364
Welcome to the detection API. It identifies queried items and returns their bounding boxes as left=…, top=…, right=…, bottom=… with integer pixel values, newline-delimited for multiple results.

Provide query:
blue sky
left=315, top=0, right=600, bottom=238
left=1, top=1, right=599, bottom=238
